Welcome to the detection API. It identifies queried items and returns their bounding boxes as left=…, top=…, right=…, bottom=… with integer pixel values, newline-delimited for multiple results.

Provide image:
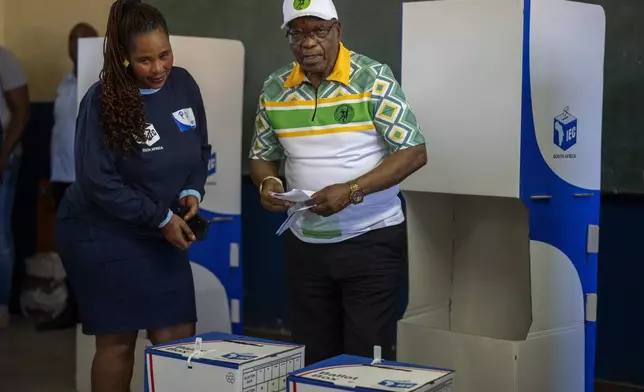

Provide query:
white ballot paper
left=272, top=189, right=315, bottom=204
left=272, top=189, right=316, bottom=236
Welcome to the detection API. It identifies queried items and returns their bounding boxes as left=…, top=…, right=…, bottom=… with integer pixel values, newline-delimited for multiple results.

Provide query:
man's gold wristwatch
left=348, top=181, right=365, bottom=205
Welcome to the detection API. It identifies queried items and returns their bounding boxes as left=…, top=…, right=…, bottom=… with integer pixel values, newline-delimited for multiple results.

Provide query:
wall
left=3, top=0, right=113, bottom=341
left=3, top=0, right=112, bottom=101
left=595, top=195, right=644, bottom=386
left=0, top=0, right=5, bottom=45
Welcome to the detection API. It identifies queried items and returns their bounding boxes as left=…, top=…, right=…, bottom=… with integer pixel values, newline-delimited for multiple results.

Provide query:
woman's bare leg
left=148, top=322, right=195, bottom=345
left=92, top=331, right=138, bottom=392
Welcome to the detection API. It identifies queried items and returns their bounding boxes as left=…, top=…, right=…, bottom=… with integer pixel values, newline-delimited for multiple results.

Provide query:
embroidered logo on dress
left=172, top=108, right=197, bottom=132
left=134, top=123, right=161, bottom=147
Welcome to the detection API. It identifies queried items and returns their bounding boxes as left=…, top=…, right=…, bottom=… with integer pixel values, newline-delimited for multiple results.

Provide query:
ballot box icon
left=553, top=106, right=578, bottom=151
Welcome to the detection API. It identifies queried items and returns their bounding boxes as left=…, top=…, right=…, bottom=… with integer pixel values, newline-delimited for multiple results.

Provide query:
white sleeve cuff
left=179, top=189, right=202, bottom=203
left=158, top=209, right=173, bottom=228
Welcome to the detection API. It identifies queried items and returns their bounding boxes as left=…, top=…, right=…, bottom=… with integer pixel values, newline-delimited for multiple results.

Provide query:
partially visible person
left=39, top=22, right=99, bottom=331
left=0, top=45, right=29, bottom=330
left=51, top=23, right=99, bottom=207
left=55, top=0, right=210, bottom=391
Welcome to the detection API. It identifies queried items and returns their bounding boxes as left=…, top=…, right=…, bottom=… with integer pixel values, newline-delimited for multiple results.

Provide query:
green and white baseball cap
left=282, top=0, right=339, bottom=29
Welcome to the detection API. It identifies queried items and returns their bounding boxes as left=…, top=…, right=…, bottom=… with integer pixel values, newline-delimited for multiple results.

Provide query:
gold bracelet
left=259, top=176, right=283, bottom=194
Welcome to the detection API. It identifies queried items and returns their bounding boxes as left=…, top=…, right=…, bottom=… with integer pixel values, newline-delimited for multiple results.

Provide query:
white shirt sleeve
left=0, top=47, right=27, bottom=92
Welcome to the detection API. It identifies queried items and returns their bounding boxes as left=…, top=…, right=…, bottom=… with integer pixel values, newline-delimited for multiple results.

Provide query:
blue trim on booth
left=145, top=348, right=240, bottom=369
left=143, top=353, right=150, bottom=392
left=290, top=379, right=387, bottom=392
left=188, top=210, right=244, bottom=335
left=144, top=331, right=303, bottom=370
left=150, top=331, right=303, bottom=349
left=520, top=1, right=599, bottom=391
left=292, top=354, right=454, bottom=374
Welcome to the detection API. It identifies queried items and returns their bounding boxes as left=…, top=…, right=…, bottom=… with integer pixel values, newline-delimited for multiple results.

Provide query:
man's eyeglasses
left=286, top=22, right=337, bottom=45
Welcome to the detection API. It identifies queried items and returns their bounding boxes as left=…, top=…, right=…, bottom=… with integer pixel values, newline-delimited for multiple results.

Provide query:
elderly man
left=0, top=45, right=29, bottom=329
left=38, top=22, right=99, bottom=331
left=249, top=0, right=427, bottom=364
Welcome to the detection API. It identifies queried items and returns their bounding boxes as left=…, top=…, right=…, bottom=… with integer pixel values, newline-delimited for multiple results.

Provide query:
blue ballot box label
left=379, top=380, right=420, bottom=388
left=222, top=352, right=259, bottom=361
left=553, top=106, right=578, bottom=153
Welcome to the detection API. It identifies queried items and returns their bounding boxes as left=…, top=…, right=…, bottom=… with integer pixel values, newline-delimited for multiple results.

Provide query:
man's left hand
left=307, top=183, right=351, bottom=217
left=179, top=195, right=200, bottom=221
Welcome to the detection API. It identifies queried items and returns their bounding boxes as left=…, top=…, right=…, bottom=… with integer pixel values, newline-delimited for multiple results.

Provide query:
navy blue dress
left=56, top=67, right=211, bottom=335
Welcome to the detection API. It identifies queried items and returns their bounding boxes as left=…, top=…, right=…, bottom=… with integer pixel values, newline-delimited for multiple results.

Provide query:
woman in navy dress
left=55, top=1, right=210, bottom=390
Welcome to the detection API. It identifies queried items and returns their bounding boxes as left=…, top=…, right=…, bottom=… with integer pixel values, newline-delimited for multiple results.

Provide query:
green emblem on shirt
left=293, top=0, right=311, bottom=11
left=334, top=104, right=355, bottom=124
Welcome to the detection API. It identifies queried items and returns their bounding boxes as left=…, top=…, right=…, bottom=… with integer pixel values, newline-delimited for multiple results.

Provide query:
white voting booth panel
left=397, top=1, right=604, bottom=392
left=74, top=36, right=244, bottom=392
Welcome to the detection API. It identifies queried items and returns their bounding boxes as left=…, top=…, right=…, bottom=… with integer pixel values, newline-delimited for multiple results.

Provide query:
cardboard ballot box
left=287, top=355, right=455, bottom=392
left=144, top=332, right=304, bottom=392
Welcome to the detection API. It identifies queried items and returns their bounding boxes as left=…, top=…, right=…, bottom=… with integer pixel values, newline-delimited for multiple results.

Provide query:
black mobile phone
left=171, top=203, right=211, bottom=241
left=189, top=214, right=211, bottom=241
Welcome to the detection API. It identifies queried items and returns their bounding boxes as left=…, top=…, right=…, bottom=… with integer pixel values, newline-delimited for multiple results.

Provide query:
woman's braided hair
left=100, top=0, right=169, bottom=154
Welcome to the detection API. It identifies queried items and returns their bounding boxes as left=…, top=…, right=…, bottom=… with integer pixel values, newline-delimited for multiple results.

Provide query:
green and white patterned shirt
left=250, top=43, right=425, bottom=243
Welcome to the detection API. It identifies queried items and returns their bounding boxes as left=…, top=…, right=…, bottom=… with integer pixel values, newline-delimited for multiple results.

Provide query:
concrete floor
left=0, top=315, right=76, bottom=392
left=1, top=315, right=641, bottom=392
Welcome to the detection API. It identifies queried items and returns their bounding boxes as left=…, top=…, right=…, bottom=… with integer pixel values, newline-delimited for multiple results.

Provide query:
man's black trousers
left=285, top=223, right=406, bottom=365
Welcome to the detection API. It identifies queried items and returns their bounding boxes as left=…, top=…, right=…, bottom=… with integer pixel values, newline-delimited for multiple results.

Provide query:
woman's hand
left=161, top=214, right=196, bottom=250
left=179, top=195, right=200, bottom=221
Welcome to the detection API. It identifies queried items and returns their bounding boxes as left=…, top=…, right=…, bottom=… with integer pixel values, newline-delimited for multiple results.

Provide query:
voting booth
left=396, top=1, right=605, bottom=392
left=74, top=36, right=244, bottom=392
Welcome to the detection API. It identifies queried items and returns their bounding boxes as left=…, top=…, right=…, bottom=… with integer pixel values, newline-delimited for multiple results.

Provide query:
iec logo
left=172, top=108, right=196, bottom=132
left=208, top=152, right=217, bottom=176
left=222, top=352, right=258, bottom=361
left=553, top=106, right=577, bottom=151
left=378, top=380, right=418, bottom=389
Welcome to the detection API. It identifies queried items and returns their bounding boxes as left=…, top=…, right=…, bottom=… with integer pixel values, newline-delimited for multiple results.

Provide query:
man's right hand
left=260, top=178, right=291, bottom=213
left=161, top=214, right=196, bottom=250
